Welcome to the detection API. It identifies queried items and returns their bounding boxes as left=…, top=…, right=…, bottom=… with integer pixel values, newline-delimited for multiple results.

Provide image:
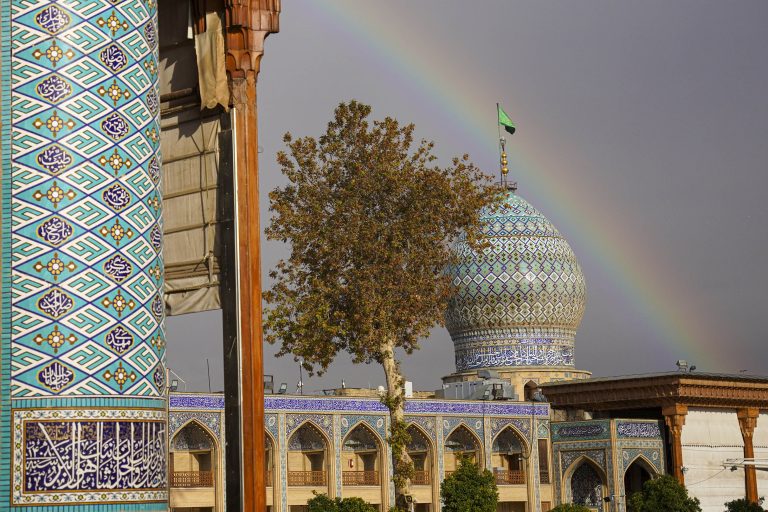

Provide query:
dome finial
left=499, top=137, right=517, bottom=192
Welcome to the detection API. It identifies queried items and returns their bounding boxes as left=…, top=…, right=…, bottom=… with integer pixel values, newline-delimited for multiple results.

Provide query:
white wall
left=754, top=412, right=768, bottom=500
left=681, top=408, right=746, bottom=512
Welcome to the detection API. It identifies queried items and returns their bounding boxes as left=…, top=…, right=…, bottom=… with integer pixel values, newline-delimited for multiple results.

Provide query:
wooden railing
left=266, top=471, right=273, bottom=487
left=287, top=470, right=327, bottom=486
left=540, top=469, right=550, bottom=484
left=342, top=471, right=379, bottom=486
left=412, top=470, right=430, bottom=485
left=170, top=471, right=214, bottom=488
left=494, top=469, right=526, bottom=485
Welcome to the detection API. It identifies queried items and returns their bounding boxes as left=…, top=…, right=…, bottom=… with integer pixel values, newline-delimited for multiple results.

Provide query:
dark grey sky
left=167, top=0, right=768, bottom=394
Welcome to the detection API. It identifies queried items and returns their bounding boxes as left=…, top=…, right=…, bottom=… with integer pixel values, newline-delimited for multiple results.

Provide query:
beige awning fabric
left=194, top=10, right=229, bottom=111
left=160, top=108, right=227, bottom=316
left=159, top=3, right=230, bottom=316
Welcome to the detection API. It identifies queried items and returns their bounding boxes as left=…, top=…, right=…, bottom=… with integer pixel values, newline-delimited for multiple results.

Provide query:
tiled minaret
left=3, top=1, right=166, bottom=509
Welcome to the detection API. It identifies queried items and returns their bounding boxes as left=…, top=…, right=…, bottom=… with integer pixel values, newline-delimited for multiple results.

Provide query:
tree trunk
left=381, top=341, right=413, bottom=510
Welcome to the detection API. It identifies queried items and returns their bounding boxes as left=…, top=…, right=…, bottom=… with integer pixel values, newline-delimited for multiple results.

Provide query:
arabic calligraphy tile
left=150, top=224, right=162, bottom=252
left=101, top=112, right=130, bottom=140
left=34, top=5, right=71, bottom=35
left=36, top=145, right=74, bottom=175
left=99, top=43, right=128, bottom=73
left=103, top=253, right=133, bottom=282
left=147, top=155, right=160, bottom=184
left=151, top=294, right=164, bottom=320
left=37, top=361, right=75, bottom=392
left=37, top=216, right=74, bottom=246
left=37, top=288, right=74, bottom=319
left=104, top=325, right=134, bottom=354
left=144, top=21, right=157, bottom=49
left=153, top=364, right=164, bottom=390
left=35, top=75, right=73, bottom=104
left=102, top=183, right=132, bottom=211
left=146, top=88, right=159, bottom=116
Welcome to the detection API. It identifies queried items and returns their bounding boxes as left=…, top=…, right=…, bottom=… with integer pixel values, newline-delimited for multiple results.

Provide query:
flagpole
left=496, top=103, right=509, bottom=188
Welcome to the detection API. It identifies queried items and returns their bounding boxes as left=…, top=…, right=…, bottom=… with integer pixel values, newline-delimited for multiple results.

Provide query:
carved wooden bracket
left=663, top=404, right=688, bottom=434
left=738, top=407, right=759, bottom=439
left=225, top=0, right=280, bottom=79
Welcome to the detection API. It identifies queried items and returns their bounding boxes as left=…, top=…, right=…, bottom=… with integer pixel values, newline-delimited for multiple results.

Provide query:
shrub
left=307, top=493, right=377, bottom=512
left=627, top=475, right=701, bottom=512
left=440, top=457, right=498, bottom=512
left=725, top=498, right=765, bottom=512
left=551, top=504, right=592, bottom=512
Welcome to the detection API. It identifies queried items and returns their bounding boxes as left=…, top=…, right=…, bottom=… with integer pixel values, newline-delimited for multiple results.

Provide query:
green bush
left=725, top=498, right=765, bottom=512
left=627, top=475, right=701, bottom=512
left=307, top=493, right=377, bottom=512
left=550, top=504, right=592, bottom=512
left=440, top=457, right=498, bottom=512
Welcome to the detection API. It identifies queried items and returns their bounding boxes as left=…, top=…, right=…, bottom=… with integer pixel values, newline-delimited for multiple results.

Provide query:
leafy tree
left=725, top=498, right=765, bottom=512
left=627, top=475, right=702, bottom=512
left=440, top=457, right=498, bottom=512
left=550, top=505, right=592, bottom=512
left=264, top=100, right=499, bottom=504
left=307, top=493, right=377, bottom=512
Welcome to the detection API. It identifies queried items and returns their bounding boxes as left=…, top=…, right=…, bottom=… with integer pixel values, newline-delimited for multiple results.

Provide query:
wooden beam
left=223, top=2, right=279, bottom=512
left=663, top=404, right=688, bottom=486
left=738, top=408, right=760, bottom=504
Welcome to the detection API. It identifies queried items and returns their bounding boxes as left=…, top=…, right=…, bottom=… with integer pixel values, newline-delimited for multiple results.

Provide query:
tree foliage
left=440, top=457, right=498, bottom=512
left=725, top=498, right=765, bottom=512
left=627, top=475, right=702, bottom=512
left=307, top=493, right=377, bottom=512
left=264, top=100, right=497, bottom=368
left=550, top=505, right=592, bottom=512
left=264, top=100, right=500, bottom=502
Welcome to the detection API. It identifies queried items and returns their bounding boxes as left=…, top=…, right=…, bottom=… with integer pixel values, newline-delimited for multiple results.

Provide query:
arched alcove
left=265, top=432, right=275, bottom=487
left=491, top=426, right=527, bottom=485
left=624, top=456, right=656, bottom=499
left=287, top=422, right=329, bottom=487
left=341, top=423, right=382, bottom=486
left=170, top=421, right=217, bottom=488
left=569, top=459, right=606, bottom=510
left=407, top=425, right=433, bottom=486
left=444, top=425, right=482, bottom=475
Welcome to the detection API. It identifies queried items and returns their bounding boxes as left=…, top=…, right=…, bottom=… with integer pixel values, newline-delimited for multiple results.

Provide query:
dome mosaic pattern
left=446, top=191, right=586, bottom=372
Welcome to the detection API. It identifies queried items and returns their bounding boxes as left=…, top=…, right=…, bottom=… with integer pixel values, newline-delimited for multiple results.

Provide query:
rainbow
left=300, top=1, right=723, bottom=371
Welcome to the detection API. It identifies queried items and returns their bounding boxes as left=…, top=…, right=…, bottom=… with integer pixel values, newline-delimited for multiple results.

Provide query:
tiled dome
left=446, top=190, right=586, bottom=372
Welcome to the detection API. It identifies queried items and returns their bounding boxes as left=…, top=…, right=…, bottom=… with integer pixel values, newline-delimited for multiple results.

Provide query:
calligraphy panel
left=13, top=409, right=167, bottom=505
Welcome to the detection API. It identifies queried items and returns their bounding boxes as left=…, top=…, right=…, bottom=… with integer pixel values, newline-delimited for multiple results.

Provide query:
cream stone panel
left=681, top=408, right=746, bottom=512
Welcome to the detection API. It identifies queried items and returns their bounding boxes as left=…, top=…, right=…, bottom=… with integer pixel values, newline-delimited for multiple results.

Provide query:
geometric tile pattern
left=446, top=190, right=586, bottom=371
left=10, top=0, right=164, bottom=398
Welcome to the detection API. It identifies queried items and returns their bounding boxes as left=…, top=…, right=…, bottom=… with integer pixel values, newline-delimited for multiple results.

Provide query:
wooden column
left=224, top=2, right=280, bottom=512
left=738, top=408, right=760, bottom=503
left=663, top=404, right=688, bottom=485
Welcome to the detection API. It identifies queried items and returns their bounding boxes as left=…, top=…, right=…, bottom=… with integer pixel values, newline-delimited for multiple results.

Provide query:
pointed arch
left=566, top=457, right=607, bottom=508
left=406, top=422, right=435, bottom=453
left=265, top=429, right=276, bottom=487
left=624, top=454, right=657, bottom=498
left=342, top=422, right=382, bottom=486
left=491, top=423, right=530, bottom=453
left=524, top=380, right=539, bottom=401
left=287, top=421, right=330, bottom=487
left=406, top=423, right=435, bottom=486
left=342, top=420, right=385, bottom=450
left=444, top=424, right=484, bottom=472
left=171, top=419, right=219, bottom=452
left=491, top=425, right=528, bottom=485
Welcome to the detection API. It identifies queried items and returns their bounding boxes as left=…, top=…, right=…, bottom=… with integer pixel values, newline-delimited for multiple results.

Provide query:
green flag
left=497, top=104, right=516, bottom=135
